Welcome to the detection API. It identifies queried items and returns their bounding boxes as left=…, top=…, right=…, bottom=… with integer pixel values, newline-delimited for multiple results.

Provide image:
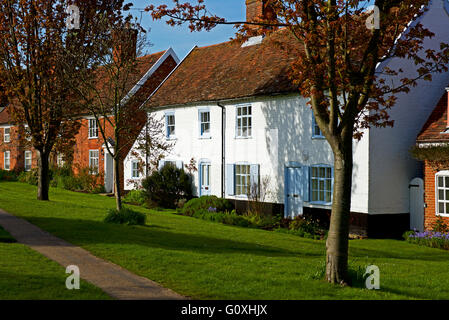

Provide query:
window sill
left=199, top=136, right=212, bottom=140
left=235, top=136, right=253, bottom=140
left=88, top=137, right=99, bottom=140
left=312, top=136, right=326, bottom=140
left=436, top=213, right=449, bottom=217
left=306, top=201, right=332, bottom=208
left=166, top=136, right=177, bottom=141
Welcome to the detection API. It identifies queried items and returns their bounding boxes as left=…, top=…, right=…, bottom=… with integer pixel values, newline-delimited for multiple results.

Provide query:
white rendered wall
left=368, top=0, right=449, bottom=214
left=125, top=94, right=371, bottom=214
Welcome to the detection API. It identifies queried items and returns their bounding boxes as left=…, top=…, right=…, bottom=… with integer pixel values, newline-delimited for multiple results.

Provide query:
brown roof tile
left=147, top=29, right=303, bottom=108
left=417, top=90, right=449, bottom=142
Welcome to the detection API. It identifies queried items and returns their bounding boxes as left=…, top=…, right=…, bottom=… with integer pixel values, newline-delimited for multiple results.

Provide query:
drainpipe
left=217, top=102, right=226, bottom=198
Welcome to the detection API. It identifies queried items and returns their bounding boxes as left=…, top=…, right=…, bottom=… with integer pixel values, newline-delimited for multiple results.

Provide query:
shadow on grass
left=22, top=216, right=323, bottom=258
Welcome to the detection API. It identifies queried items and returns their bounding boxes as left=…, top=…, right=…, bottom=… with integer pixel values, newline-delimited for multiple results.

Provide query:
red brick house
left=415, top=87, right=449, bottom=230
left=0, top=48, right=179, bottom=192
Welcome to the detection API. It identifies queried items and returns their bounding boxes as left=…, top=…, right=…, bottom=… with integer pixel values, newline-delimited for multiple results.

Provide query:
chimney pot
left=246, top=0, right=276, bottom=25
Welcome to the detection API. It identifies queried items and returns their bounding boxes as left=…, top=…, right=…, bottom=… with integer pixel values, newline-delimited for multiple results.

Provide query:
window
left=236, top=105, right=252, bottom=138
left=312, top=115, right=324, bottom=138
left=4, top=151, right=10, bottom=170
left=199, top=110, right=211, bottom=137
left=88, top=119, right=98, bottom=139
left=165, top=112, right=175, bottom=139
left=24, top=125, right=31, bottom=141
left=310, top=166, right=333, bottom=204
left=235, top=164, right=251, bottom=196
left=131, top=161, right=140, bottom=179
left=89, top=150, right=99, bottom=174
left=57, top=153, right=65, bottom=168
left=24, top=151, right=32, bottom=171
left=436, top=173, right=449, bottom=216
left=4, top=127, right=10, bottom=143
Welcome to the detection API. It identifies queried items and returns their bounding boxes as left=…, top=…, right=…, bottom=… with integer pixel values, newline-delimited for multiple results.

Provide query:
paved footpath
left=0, top=209, right=185, bottom=300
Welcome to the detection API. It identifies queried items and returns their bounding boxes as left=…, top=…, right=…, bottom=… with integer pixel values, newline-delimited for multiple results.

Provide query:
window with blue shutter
left=310, top=165, right=333, bottom=204
left=226, top=164, right=235, bottom=196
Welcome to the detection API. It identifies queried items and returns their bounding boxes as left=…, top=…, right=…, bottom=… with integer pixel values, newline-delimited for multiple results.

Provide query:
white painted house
left=125, top=0, right=449, bottom=237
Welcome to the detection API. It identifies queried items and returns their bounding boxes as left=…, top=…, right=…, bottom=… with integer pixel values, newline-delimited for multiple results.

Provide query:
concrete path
left=0, top=209, right=185, bottom=300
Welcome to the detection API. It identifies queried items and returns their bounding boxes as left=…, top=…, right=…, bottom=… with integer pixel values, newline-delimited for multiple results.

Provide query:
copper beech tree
left=147, top=0, right=449, bottom=284
left=0, top=0, right=127, bottom=200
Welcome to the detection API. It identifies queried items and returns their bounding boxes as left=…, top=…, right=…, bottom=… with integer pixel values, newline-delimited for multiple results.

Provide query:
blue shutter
left=226, top=164, right=235, bottom=196
left=303, top=166, right=310, bottom=202
left=158, top=160, right=165, bottom=171
left=250, top=164, right=260, bottom=196
left=176, top=160, right=183, bottom=170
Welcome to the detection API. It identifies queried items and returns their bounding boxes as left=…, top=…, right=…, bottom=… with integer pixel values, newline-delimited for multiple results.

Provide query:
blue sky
left=128, top=0, right=246, bottom=59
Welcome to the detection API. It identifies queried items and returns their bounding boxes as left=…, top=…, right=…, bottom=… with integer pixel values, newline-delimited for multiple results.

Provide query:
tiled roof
left=147, top=29, right=303, bottom=108
left=0, top=51, right=166, bottom=124
left=417, top=90, right=449, bottom=142
left=0, top=105, right=12, bottom=124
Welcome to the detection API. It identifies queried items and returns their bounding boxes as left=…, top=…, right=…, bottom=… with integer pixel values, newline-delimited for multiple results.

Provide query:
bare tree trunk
left=114, top=156, right=122, bottom=211
left=326, top=137, right=353, bottom=285
left=37, top=150, right=50, bottom=201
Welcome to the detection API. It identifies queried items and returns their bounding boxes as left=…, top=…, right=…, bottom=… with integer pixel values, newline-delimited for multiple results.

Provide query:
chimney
left=112, top=26, right=138, bottom=64
left=446, top=87, right=449, bottom=128
left=246, top=0, right=276, bottom=23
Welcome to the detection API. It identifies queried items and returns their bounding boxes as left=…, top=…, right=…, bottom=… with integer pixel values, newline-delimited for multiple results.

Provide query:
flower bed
left=404, top=230, right=449, bottom=251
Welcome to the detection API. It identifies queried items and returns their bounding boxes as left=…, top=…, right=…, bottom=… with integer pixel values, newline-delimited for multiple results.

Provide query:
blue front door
left=199, top=163, right=211, bottom=196
left=285, top=166, right=304, bottom=219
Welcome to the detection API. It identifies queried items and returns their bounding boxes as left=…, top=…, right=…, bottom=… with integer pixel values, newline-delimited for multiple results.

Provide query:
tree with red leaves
left=148, top=0, right=449, bottom=284
left=0, top=0, right=127, bottom=201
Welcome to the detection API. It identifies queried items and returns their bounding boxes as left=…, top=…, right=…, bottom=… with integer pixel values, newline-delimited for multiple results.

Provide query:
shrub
left=123, top=190, right=147, bottom=206
left=181, top=196, right=234, bottom=217
left=404, top=230, right=449, bottom=250
left=18, top=168, right=38, bottom=185
left=432, top=216, right=449, bottom=233
left=244, top=211, right=281, bottom=230
left=192, top=209, right=251, bottom=228
left=0, top=169, right=18, bottom=181
left=104, top=207, right=147, bottom=226
left=142, top=164, right=193, bottom=209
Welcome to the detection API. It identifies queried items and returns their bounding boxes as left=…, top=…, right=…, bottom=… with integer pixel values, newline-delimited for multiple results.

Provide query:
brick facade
left=0, top=51, right=178, bottom=193
left=423, top=161, right=449, bottom=230
left=0, top=125, right=38, bottom=172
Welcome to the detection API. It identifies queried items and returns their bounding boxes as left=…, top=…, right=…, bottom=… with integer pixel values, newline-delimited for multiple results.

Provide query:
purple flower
left=208, top=207, right=217, bottom=212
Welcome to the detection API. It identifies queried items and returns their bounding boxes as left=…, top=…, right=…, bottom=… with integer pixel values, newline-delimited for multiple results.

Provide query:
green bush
left=0, top=169, right=18, bottom=181
left=142, top=164, right=193, bottom=209
left=104, top=207, right=147, bottom=226
left=181, top=196, right=234, bottom=217
left=123, top=190, right=147, bottom=206
left=18, top=168, right=38, bottom=185
left=192, top=209, right=251, bottom=228
left=289, top=216, right=325, bottom=236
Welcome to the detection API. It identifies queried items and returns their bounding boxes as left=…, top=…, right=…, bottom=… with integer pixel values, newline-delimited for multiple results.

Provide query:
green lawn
left=1, top=181, right=449, bottom=299
left=0, top=226, right=110, bottom=300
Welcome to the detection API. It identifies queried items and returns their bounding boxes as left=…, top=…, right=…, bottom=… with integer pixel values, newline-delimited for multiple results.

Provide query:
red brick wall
left=423, top=161, right=449, bottom=230
left=0, top=125, right=37, bottom=172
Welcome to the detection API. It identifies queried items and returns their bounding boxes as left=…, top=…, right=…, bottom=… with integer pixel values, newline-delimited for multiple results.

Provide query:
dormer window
left=88, top=119, right=98, bottom=139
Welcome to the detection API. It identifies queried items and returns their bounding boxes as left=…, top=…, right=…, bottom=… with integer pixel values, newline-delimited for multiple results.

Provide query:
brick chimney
left=246, top=0, right=276, bottom=23
left=112, top=26, right=138, bottom=64
left=446, top=87, right=449, bottom=128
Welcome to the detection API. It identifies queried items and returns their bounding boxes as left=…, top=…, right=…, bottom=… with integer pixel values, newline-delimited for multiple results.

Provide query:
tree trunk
left=326, top=140, right=353, bottom=285
left=37, top=150, right=50, bottom=201
left=113, top=156, right=122, bottom=211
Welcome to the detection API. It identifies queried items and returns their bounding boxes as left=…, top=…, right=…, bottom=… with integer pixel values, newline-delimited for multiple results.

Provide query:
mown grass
left=1, top=181, right=449, bottom=300
left=0, top=226, right=110, bottom=300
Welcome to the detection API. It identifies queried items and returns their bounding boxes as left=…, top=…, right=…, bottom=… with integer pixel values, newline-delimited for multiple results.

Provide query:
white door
left=410, top=177, right=424, bottom=232
left=104, top=152, right=114, bottom=193
left=200, top=163, right=211, bottom=196
left=285, top=166, right=304, bottom=219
